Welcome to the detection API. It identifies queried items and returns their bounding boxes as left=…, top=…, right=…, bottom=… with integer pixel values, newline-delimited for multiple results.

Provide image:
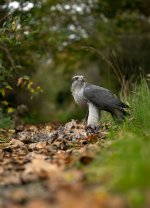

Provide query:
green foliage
left=0, top=111, right=13, bottom=129
left=87, top=80, right=150, bottom=207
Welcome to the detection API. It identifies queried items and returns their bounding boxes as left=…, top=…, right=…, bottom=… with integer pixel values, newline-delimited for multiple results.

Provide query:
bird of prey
left=71, top=75, right=129, bottom=128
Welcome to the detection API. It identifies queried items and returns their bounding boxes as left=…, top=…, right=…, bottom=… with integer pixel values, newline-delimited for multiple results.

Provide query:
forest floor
left=0, top=120, right=128, bottom=208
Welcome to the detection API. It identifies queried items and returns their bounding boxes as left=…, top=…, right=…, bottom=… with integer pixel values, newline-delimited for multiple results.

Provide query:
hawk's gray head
left=71, top=75, right=85, bottom=88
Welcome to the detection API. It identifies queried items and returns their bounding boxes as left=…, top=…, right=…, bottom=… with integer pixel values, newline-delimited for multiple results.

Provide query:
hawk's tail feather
left=121, top=108, right=130, bottom=117
left=120, top=101, right=130, bottom=109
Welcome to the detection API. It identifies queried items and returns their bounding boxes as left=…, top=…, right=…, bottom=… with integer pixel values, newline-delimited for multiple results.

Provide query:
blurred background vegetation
left=0, top=2, right=150, bottom=206
left=0, top=0, right=150, bottom=126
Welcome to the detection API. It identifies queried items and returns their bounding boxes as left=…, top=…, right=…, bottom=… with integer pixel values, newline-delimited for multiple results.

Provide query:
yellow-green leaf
left=1, top=101, right=8, bottom=106
left=0, top=89, right=5, bottom=97
left=7, top=107, right=15, bottom=113
left=6, top=85, right=13, bottom=90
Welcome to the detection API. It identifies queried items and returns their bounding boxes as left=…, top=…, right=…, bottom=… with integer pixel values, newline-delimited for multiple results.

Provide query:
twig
left=0, top=43, right=15, bottom=69
left=0, top=13, right=12, bottom=24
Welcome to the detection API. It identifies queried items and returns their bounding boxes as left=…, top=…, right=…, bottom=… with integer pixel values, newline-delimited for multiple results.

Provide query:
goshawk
left=71, top=75, right=129, bottom=128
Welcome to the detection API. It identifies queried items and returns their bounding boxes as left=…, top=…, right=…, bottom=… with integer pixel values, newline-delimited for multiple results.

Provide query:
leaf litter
left=0, top=120, right=127, bottom=208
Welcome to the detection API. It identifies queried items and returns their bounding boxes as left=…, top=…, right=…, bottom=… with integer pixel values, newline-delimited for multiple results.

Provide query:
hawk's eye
left=72, top=77, right=78, bottom=83
left=73, top=77, right=78, bottom=81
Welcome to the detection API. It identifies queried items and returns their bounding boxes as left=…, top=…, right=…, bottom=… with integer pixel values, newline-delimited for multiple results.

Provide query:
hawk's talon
left=85, top=124, right=100, bottom=134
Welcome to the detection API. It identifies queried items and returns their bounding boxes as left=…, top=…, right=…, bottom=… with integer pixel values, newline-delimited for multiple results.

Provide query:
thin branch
left=0, top=43, right=15, bottom=69
left=0, top=13, right=12, bottom=24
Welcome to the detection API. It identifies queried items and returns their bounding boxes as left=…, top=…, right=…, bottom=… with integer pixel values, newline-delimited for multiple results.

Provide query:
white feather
left=71, top=82, right=87, bottom=106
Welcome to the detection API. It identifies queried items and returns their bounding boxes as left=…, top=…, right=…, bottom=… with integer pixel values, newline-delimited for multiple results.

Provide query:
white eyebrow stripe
left=72, top=76, right=84, bottom=79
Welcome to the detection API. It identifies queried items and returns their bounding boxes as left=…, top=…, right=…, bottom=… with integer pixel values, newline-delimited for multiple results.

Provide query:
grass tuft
left=129, top=79, right=150, bottom=133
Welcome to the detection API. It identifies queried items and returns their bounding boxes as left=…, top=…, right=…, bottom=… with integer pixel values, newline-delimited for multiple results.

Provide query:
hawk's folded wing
left=83, top=84, right=128, bottom=110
